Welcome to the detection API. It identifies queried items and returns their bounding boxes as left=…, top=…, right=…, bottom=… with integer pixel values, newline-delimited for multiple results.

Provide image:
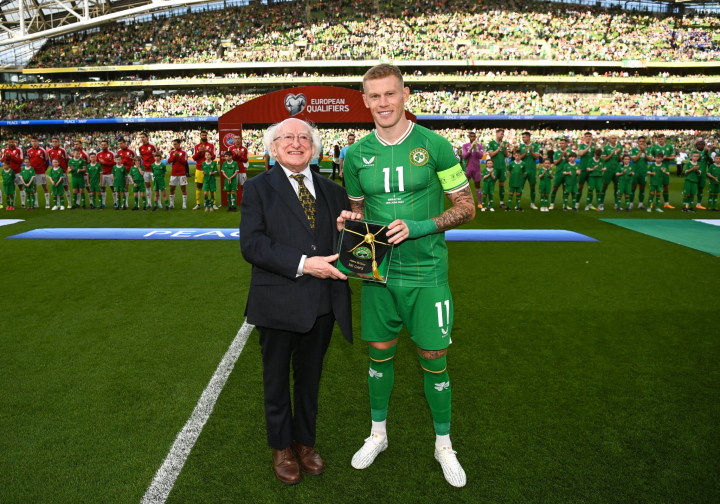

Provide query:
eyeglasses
left=274, top=133, right=312, bottom=145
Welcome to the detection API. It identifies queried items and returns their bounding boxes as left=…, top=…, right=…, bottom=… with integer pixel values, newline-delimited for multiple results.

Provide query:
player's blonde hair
left=362, top=64, right=404, bottom=93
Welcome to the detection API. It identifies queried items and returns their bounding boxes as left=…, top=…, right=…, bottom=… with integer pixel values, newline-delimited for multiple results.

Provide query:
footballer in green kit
left=340, top=64, right=475, bottom=487
left=49, top=160, right=65, bottom=210
left=538, top=158, right=553, bottom=211
left=201, top=151, right=218, bottom=211
left=221, top=151, right=240, bottom=211
left=112, top=155, right=127, bottom=210
left=707, top=154, right=720, bottom=211
left=151, top=152, right=169, bottom=211
left=649, top=134, right=676, bottom=209
left=647, top=153, right=667, bottom=212
left=688, top=139, right=714, bottom=210
left=86, top=153, right=102, bottom=209
left=630, top=136, right=650, bottom=210
left=2, top=161, right=16, bottom=210
left=519, top=131, right=540, bottom=209
left=507, top=150, right=525, bottom=211
left=601, top=134, right=623, bottom=210
left=616, top=155, right=634, bottom=211
left=575, top=131, right=595, bottom=208
left=585, top=149, right=604, bottom=211
left=68, top=149, right=87, bottom=209
left=20, top=163, right=36, bottom=210
left=486, top=129, right=509, bottom=208
left=129, top=158, right=149, bottom=211
left=480, top=159, right=496, bottom=211
left=683, top=152, right=702, bottom=212
left=550, top=138, right=572, bottom=210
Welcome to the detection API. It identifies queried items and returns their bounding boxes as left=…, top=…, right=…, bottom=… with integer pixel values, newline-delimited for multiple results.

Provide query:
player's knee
left=369, top=339, right=398, bottom=351
left=369, top=343, right=397, bottom=362
left=417, top=347, right=447, bottom=361
left=418, top=348, right=447, bottom=373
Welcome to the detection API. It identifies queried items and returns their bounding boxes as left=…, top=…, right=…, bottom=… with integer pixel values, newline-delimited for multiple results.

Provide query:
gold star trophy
left=336, top=220, right=394, bottom=283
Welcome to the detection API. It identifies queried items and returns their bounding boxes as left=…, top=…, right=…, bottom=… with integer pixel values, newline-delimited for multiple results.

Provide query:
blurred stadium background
left=1, top=1, right=719, bottom=503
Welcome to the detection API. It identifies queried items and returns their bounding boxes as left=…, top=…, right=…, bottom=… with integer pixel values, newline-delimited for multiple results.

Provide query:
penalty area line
left=141, top=320, right=255, bottom=504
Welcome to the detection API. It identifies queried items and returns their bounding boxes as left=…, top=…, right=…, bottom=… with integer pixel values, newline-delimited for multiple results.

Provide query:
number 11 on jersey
left=435, top=300, right=450, bottom=327
left=382, top=166, right=405, bottom=193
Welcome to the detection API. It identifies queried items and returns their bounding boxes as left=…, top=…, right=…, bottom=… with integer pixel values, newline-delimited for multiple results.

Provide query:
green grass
left=1, top=171, right=718, bottom=503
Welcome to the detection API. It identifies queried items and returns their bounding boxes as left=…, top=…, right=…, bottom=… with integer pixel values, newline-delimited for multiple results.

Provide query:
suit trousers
left=258, top=311, right=335, bottom=450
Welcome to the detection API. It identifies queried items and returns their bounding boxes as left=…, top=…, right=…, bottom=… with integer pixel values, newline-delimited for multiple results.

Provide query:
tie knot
left=291, top=174, right=305, bottom=184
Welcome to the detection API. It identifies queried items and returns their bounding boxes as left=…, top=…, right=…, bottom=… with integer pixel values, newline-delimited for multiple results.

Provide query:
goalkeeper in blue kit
left=339, top=64, right=475, bottom=487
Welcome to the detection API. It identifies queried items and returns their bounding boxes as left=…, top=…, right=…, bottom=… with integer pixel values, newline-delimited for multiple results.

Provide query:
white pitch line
left=141, top=320, right=255, bottom=504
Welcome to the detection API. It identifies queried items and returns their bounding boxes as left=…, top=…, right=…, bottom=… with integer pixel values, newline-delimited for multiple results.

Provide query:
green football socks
left=499, top=187, right=505, bottom=205
left=418, top=353, right=451, bottom=436
left=529, top=186, right=535, bottom=205
left=368, top=345, right=396, bottom=423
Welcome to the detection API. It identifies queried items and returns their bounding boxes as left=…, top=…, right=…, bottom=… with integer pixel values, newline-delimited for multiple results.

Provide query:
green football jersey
left=519, top=141, right=540, bottom=174
left=616, top=164, right=633, bottom=183
left=684, top=162, right=700, bottom=182
left=487, top=139, right=509, bottom=170
left=709, top=163, right=720, bottom=181
left=602, top=144, right=622, bottom=169
left=129, top=165, right=144, bottom=183
left=2, top=169, right=13, bottom=185
left=565, top=161, right=580, bottom=184
left=482, top=167, right=493, bottom=180
left=202, top=160, right=217, bottom=178
left=87, top=163, right=102, bottom=185
left=689, top=149, right=711, bottom=173
left=49, top=167, right=64, bottom=186
left=650, top=144, right=674, bottom=170
left=344, top=123, right=467, bottom=288
left=538, top=165, right=553, bottom=180
left=112, top=164, right=126, bottom=183
left=578, top=141, right=595, bottom=169
left=221, top=160, right=239, bottom=178
left=553, top=149, right=573, bottom=175
left=151, top=162, right=166, bottom=180
left=587, top=158, right=604, bottom=177
left=648, top=163, right=664, bottom=186
left=630, top=147, right=649, bottom=173
left=68, top=158, right=85, bottom=178
left=508, top=161, right=525, bottom=186
left=20, top=166, right=35, bottom=183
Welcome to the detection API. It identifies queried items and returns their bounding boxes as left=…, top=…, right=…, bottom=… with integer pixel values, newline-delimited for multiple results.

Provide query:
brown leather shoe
left=272, top=447, right=301, bottom=485
left=291, top=441, right=325, bottom=475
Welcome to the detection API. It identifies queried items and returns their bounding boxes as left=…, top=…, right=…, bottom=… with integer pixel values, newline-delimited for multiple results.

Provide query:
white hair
left=263, top=118, right=321, bottom=156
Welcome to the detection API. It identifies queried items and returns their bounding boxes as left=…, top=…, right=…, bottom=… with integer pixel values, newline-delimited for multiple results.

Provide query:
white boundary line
left=141, top=320, right=255, bottom=504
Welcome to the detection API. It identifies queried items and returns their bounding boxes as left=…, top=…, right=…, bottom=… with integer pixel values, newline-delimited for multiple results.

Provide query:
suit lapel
left=267, top=165, right=314, bottom=237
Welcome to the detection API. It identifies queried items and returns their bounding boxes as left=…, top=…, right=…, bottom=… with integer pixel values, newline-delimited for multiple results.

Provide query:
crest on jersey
left=410, top=148, right=429, bottom=166
left=284, top=93, right=307, bottom=116
left=353, top=246, right=372, bottom=260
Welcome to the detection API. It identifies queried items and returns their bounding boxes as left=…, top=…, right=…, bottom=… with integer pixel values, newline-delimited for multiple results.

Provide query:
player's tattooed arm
left=349, top=198, right=365, bottom=219
left=432, top=186, right=476, bottom=232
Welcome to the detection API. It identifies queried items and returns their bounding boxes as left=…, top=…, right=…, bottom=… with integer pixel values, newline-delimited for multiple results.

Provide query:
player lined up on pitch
left=468, top=130, right=720, bottom=213
left=0, top=134, right=248, bottom=213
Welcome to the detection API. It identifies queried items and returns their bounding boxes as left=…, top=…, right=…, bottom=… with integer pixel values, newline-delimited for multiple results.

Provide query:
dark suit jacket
left=240, top=165, right=353, bottom=343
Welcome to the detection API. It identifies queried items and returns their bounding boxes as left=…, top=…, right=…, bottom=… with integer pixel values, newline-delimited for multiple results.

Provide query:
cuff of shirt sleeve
left=297, top=255, right=306, bottom=277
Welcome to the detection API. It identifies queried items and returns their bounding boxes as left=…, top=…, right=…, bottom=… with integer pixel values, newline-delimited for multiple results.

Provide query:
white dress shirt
left=279, top=164, right=315, bottom=277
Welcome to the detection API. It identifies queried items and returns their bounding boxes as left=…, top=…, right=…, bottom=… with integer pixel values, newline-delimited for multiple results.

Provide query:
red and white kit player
left=96, top=140, right=116, bottom=207
left=137, top=132, right=158, bottom=196
left=27, top=137, right=50, bottom=208
left=167, top=139, right=189, bottom=209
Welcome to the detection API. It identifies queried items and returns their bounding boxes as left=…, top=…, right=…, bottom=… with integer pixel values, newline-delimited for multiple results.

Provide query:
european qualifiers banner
left=7, top=228, right=598, bottom=242
left=1, top=115, right=718, bottom=127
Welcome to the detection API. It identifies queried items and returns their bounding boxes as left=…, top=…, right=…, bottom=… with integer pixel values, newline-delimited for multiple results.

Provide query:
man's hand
left=302, top=254, right=346, bottom=280
left=336, top=210, right=362, bottom=231
left=387, top=219, right=410, bottom=244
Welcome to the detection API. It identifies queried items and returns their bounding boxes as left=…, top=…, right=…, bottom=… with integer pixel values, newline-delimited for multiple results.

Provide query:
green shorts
left=89, top=180, right=101, bottom=192
left=649, top=183, right=663, bottom=193
left=494, top=167, right=507, bottom=183
left=539, top=178, right=552, bottom=193
left=203, top=179, right=216, bottom=192
left=71, top=177, right=85, bottom=190
left=4, top=183, right=15, bottom=196
left=361, top=282, right=454, bottom=351
left=617, top=180, right=632, bottom=195
left=481, top=179, right=495, bottom=194
left=709, top=182, right=720, bottom=193
left=114, top=181, right=126, bottom=192
left=662, top=172, right=671, bottom=186
left=552, top=173, right=564, bottom=188
left=132, top=182, right=145, bottom=193
left=698, top=172, right=707, bottom=189
left=588, top=177, right=603, bottom=191
left=524, top=171, right=537, bottom=186
left=577, top=170, right=589, bottom=185
left=509, top=185, right=522, bottom=193
left=153, top=178, right=166, bottom=191
left=603, top=167, right=616, bottom=185
left=224, top=180, right=238, bottom=191
left=683, top=180, right=698, bottom=196
left=52, top=184, right=64, bottom=196
left=631, top=171, right=647, bottom=186
left=24, top=183, right=35, bottom=193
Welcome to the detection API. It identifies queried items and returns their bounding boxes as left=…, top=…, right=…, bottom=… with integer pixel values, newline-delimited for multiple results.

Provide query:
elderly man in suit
left=240, top=117, right=359, bottom=485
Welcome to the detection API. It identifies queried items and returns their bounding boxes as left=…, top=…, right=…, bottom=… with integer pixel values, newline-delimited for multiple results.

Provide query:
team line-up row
left=0, top=133, right=248, bottom=212
left=461, top=131, right=719, bottom=212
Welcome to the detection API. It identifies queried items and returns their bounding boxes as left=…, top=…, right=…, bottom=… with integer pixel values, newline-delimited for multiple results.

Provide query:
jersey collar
left=374, top=121, right=414, bottom=147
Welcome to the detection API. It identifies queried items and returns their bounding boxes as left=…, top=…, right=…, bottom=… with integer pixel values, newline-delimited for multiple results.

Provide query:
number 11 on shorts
left=435, top=300, right=450, bottom=327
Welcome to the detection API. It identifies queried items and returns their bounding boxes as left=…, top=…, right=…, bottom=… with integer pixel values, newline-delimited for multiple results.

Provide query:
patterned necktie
left=290, top=174, right=316, bottom=230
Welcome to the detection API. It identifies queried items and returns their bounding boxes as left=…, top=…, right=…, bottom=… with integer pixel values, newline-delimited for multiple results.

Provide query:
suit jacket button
left=311, top=245, right=317, bottom=251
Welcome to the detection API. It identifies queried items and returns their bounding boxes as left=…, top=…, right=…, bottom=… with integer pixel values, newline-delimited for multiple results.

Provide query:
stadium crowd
left=1, top=127, right=716, bottom=213
left=26, top=0, right=720, bottom=68
left=2, top=90, right=719, bottom=120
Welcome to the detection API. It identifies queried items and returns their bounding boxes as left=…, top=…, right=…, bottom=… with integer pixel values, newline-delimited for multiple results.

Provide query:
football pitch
left=1, top=172, right=718, bottom=503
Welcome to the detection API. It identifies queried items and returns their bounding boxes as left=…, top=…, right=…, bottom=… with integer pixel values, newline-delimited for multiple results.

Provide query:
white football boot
left=435, top=446, right=467, bottom=488
left=351, top=432, right=388, bottom=470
